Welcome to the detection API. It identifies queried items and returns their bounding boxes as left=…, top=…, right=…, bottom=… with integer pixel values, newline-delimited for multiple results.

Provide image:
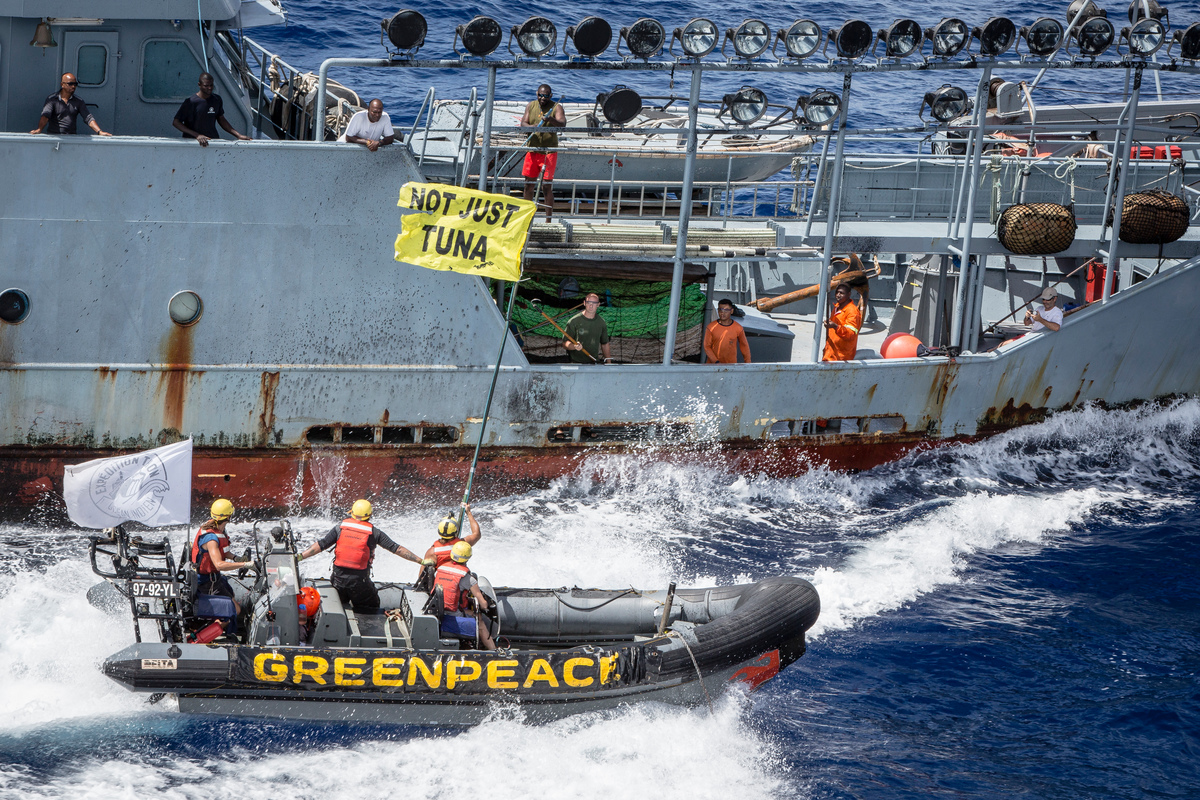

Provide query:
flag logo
left=89, top=451, right=173, bottom=523
left=63, top=439, right=193, bottom=528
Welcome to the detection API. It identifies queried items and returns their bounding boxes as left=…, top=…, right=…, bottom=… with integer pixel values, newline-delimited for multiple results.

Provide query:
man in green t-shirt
left=563, top=292, right=612, bottom=364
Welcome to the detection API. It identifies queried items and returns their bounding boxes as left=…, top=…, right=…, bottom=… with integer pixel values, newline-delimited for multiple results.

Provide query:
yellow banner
left=395, top=182, right=536, bottom=282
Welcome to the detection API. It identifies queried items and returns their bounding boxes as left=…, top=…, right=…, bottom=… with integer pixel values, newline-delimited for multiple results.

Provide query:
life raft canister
left=434, top=561, right=471, bottom=612
left=333, top=518, right=374, bottom=570
left=191, top=526, right=230, bottom=574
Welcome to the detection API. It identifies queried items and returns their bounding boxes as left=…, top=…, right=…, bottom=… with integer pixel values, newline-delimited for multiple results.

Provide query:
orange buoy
left=881, top=333, right=922, bottom=359
left=298, top=586, right=321, bottom=617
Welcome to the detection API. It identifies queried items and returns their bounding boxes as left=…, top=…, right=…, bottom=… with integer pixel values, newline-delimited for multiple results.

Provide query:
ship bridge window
left=77, top=45, right=108, bottom=86
left=1, top=289, right=31, bottom=324
left=141, top=40, right=205, bottom=101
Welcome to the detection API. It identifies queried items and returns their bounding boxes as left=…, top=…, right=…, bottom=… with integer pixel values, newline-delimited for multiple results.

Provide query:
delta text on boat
left=2, top=1, right=1200, bottom=517
left=88, top=523, right=820, bottom=724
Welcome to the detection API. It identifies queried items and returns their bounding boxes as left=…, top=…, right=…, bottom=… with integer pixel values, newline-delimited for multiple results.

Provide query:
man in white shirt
left=340, top=99, right=395, bottom=151
left=1025, top=286, right=1063, bottom=332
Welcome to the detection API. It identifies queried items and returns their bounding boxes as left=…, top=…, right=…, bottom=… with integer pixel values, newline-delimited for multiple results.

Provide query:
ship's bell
left=30, top=20, right=57, bottom=49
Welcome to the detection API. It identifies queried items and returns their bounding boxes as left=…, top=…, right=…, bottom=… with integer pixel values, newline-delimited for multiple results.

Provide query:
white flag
left=63, top=439, right=193, bottom=528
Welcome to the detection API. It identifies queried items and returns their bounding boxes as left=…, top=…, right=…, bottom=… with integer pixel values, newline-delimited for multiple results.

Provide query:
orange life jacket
left=333, top=518, right=374, bottom=570
left=428, top=536, right=464, bottom=568
left=434, top=561, right=471, bottom=612
left=191, top=524, right=229, bottom=575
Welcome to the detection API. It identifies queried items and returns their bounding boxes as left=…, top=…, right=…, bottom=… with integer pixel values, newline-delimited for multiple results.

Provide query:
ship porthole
left=0, top=289, right=30, bottom=324
left=168, top=290, right=203, bottom=326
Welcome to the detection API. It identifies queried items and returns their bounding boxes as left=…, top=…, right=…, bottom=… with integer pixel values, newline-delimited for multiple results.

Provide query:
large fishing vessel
left=2, top=0, right=1199, bottom=515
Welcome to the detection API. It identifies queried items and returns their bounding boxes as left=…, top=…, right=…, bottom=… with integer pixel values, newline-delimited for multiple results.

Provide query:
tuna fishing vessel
left=88, top=522, right=820, bottom=723
left=2, top=1, right=1200, bottom=515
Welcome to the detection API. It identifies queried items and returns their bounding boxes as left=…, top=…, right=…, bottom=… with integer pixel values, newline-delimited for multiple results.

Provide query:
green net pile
left=510, top=276, right=707, bottom=362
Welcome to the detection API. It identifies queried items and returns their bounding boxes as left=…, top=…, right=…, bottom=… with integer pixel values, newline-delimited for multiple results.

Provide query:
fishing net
left=997, top=202, right=1077, bottom=255
left=512, top=276, right=706, bottom=363
left=1118, top=190, right=1190, bottom=245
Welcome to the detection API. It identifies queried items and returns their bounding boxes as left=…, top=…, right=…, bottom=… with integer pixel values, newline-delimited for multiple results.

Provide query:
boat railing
left=230, top=33, right=348, bottom=141
left=478, top=173, right=808, bottom=222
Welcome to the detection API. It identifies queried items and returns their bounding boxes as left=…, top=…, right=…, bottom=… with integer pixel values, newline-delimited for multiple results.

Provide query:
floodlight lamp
left=619, top=18, right=665, bottom=60
left=595, top=86, right=643, bottom=125
left=796, top=89, right=841, bottom=126
left=920, top=85, right=970, bottom=123
left=1066, top=0, right=1106, bottom=24
left=1127, top=0, right=1167, bottom=25
left=925, top=18, right=970, bottom=58
left=380, top=9, right=426, bottom=55
left=673, top=18, right=718, bottom=58
left=1168, top=23, right=1200, bottom=61
left=566, top=16, right=612, bottom=58
left=1072, top=16, right=1115, bottom=56
left=826, top=19, right=872, bottom=59
left=722, top=87, right=768, bottom=125
left=1019, top=18, right=1065, bottom=56
left=509, top=16, right=557, bottom=58
left=774, top=20, right=822, bottom=60
left=455, top=16, right=502, bottom=57
left=723, top=19, right=770, bottom=60
left=972, top=17, right=1017, bottom=57
left=1121, top=17, right=1167, bottom=56
left=876, top=19, right=922, bottom=59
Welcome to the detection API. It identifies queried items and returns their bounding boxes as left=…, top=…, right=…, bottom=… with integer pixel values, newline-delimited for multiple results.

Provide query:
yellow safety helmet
left=351, top=499, right=373, bottom=521
left=438, top=516, right=459, bottom=539
left=450, top=541, right=472, bottom=563
left=210, top=498, right=234, bottom=521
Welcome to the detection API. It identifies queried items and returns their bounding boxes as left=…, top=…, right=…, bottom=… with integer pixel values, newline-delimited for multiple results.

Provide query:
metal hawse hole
left=0, top=289, right=30, bottom=324
left=168, top=290, right=203, bottom=326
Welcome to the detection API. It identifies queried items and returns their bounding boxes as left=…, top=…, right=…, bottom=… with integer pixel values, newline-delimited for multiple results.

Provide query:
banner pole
left=458, top=169, right=544, bottom=527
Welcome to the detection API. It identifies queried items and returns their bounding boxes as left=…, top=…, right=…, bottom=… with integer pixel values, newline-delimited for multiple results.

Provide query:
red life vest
left=428, top=536, right=464, bottom=568
left=434, top=561, right=471, bottom=612
left=333, top=518, right=375, bottom=570
left=191, top=524, right=229, bottom=575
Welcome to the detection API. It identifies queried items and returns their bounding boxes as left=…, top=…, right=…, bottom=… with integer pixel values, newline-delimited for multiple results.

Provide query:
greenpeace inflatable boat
left=88, top=524, right=819, bottom=725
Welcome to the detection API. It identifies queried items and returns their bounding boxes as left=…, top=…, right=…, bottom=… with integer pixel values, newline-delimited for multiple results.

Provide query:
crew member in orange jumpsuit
left=704, top=299, right=752, bottom=363
left=822, top=283, right=862, bottom=362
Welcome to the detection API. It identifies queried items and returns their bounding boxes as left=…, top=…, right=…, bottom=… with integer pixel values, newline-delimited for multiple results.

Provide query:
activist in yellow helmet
left=351, top=499, right=373, bottom=521
left=450, top=541, right=472, bottom=563
left=433, top=536, right=496, bottom=650
left=422, top=502, right=484, bottom=568
left=297, top=498, right=426, bottom=613
left=210, top=498, right=234, bottom=521
left=193, top=499, right=252, bottom=615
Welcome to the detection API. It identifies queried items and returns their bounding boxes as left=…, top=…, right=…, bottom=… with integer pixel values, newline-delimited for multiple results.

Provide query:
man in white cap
left=1024, top=286, right=1062, bottom=332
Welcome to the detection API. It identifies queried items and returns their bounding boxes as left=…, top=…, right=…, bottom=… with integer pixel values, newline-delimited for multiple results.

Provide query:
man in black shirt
left=30, top=73, right=112, bottom=136
left=172, top=72, right=251, bottom=147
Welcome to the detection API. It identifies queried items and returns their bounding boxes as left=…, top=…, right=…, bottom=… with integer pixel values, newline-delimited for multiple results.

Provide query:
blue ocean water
left=2, top=400, right=1198, bottom=798
left=4, top=2, right=1200, bottom=797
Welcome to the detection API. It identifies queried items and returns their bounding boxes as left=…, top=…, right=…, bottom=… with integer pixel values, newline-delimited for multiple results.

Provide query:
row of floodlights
left=605, top=83, right=972, bottom=127
left=380, top=3, right=1200, bottom=62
